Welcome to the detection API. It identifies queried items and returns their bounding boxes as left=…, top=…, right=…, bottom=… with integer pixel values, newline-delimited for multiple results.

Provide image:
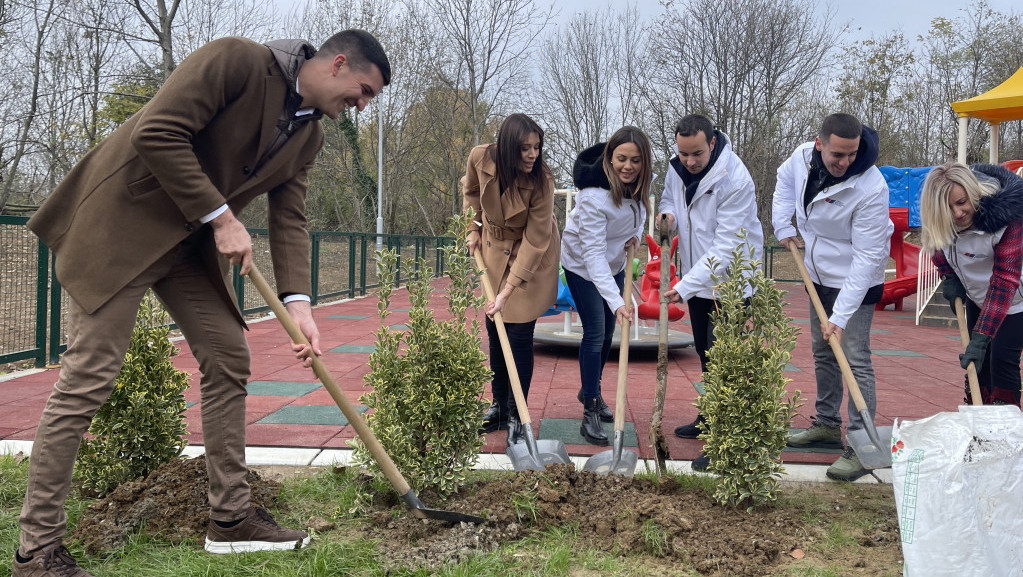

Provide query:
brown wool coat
left=462, top=144, right=560, bottom=323
left=28, top=37, right=322, bottom=321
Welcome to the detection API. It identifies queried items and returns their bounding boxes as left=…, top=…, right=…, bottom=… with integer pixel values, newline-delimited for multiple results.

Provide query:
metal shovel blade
left=847, top=417, right=894, bottom=470
left=506, top=426, right=570, bottom=471
left=401, top=491, right=485, bottom=524
left=583, top=430, right=638, bottom=477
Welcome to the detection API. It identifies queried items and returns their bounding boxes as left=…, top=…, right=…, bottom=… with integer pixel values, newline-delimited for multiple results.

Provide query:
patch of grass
left=1, top=457, right=901, bottom=577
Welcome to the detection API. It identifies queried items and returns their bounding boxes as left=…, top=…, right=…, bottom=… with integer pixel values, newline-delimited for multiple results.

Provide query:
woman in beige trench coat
left=463, top=113, right=561, bottom=446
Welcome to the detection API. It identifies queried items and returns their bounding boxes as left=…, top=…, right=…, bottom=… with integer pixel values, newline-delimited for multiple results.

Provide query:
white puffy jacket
left=659, top=136, right=764, bottom=301
left=561, top=187, right=646, bottom=313
left=772, top=142, right=894, bottom=328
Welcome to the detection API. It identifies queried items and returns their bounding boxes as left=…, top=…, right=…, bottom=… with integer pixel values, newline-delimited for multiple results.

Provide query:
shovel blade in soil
left=848, top=426, right=894, bottom=469
left=582, top=432, right=638, bottom=476
left=402, top=491, right=486, bottom=524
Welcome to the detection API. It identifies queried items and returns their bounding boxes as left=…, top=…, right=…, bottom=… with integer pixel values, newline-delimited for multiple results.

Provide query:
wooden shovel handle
left=954, top=298, right=984, bottom=405
left=247, top=265, right=412, bottom=495
left=787, top=243, right=871, bottom=412
left=614, top=245, right=636, bottom=430
left=473, top=251, right=532, bottom=426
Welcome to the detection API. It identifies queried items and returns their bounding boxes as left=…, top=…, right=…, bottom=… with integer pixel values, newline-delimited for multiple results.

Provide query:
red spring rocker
left=637, top=234, right=686, bottom=321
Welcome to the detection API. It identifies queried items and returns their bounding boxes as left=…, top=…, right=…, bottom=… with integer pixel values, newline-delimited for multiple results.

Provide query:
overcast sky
left=552, top=0, right=1020, bottom=41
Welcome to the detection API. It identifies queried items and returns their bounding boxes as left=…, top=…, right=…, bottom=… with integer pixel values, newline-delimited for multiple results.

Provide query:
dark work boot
left=506, top=413, right=524, bottom=445
left=578, top=389, right=613, bottom=422
left=580, top=398, right=609, bottom=446
left=479, top=401, right=509, bottom=434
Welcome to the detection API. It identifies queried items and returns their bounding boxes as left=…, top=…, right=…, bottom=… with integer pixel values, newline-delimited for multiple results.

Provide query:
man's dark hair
left=819, top=113, right=861, bottom=141
left=674, top=114, right=715, bottom=145
left=318, top=29, right=391, bottom=86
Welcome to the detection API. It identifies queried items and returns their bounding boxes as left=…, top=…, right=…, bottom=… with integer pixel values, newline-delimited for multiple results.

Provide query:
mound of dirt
left=68, top=458, right=899, bottom=576
left=371, top=464, right=810, bottom=576
left=71, top=456, right=282, bottom=554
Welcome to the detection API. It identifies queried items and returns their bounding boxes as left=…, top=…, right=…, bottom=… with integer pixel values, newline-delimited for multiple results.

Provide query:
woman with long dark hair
left=560, top=126, right=652, bottom=444
left=463, top=113, right=561, bottom=444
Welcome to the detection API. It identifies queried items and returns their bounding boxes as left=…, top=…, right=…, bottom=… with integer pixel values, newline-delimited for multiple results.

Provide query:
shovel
left=954, top=298, right=984, bottom=405
left=583, top=245, right=639, bottom=476
left=787, top=243, right=891, bottom=469
left=247, top=265, right=484, bottom=524
left=650, top=219, right=673, bottom=476
left=473, top=251, right=570, bottom=471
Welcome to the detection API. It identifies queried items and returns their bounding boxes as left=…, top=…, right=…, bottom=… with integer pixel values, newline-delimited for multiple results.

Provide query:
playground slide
left=877, top=207, right=920, bottom=311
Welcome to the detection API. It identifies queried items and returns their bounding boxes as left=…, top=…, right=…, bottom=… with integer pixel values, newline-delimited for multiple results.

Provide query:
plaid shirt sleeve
left=931, top=249, right=956, bottom=278
left=976, top=218, right=1023, bottom=336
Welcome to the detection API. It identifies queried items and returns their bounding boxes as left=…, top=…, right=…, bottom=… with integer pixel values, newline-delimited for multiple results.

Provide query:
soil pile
left=71, top=456, right=282, bottom=553
left=373, top=463, right=815, bottom=576
left=68, top=458, right=900, bottom=576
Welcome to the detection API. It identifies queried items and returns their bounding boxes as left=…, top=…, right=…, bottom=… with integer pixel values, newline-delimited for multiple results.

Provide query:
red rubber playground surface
left=0, top=278, right=969, bottom=469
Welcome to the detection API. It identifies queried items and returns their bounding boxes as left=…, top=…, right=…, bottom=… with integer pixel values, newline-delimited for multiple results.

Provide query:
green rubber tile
left=537, top=418, right=639, bottom=447
left=185, top=401, right=197, bottom=408
left=247, top=381, right=321, bottom=396
left=870, top=329, right=891, bottom=334
left=871, top=349, right=926, bottom=357
left=388, top=324, right=409, bottom=330
left=326, top=314, right=370, bottom=320
left=692, top=380, right=705, bottom=395
left=329, top=344, right=377, bottom=354
left=784, top=363, right=802, bottom=372
left=257, top=404, right=368, bottom=426
left=790, top=318, right=810, bottom=323
left=391, top=308, right=411, bottom=312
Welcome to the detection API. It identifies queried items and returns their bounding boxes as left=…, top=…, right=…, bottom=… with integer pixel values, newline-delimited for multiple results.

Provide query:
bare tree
left=646, top=0, right=843, bottom=235
left=420, top=0, right=553, bottom=148
left=128, top=0, right=181, bottom=80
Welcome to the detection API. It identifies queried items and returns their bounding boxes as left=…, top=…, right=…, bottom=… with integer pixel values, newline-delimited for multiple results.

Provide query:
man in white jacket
left=657, top=114, right=764, bottom=471
left=772, top=113, right=894, bottom=481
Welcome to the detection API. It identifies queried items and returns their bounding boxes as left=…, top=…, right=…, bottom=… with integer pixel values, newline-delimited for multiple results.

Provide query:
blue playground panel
left=880, top=165, right=933, bottom=228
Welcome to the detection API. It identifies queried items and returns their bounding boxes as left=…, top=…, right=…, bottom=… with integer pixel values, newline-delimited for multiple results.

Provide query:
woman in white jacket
left=561, top=126, right=651, bottom=445
left=657, top=114, right=764, bottom=466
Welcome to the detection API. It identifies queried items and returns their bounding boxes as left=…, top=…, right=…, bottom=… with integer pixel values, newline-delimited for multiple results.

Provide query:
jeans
left=809, top=301, right=877, bottom=432
left=485, top=317, right=536, bottom=418
left=564, top=268, right=625, bottom=399
left=965, top=301, right=1023, bottom=406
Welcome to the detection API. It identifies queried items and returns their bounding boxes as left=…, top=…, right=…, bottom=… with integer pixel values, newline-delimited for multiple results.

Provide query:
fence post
left=310, top=232, right=321, bottom=305
left=34, top=242, right=48, bottom=367
left=47, top=253, right=63, bottom=366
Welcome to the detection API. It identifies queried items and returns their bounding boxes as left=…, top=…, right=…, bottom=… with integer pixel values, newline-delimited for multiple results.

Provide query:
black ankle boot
left=577, top=389, right=613, bottom=423
left=480, top=401, right=509, bottom=434
left=580, top=398, right=609, bottom=446
left=506, top=414, right=524, bottom=445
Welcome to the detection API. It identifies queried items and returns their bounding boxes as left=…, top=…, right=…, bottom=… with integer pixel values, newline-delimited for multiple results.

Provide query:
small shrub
left=353, top=211, right=491, bottom=497
left=697, top=230, right=801, bottom=511
left=75, top=292, right=189, bottom=497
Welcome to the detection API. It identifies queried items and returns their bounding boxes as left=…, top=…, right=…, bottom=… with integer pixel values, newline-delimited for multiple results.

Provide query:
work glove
left=960, top=332, right=992, bottom=374
left=942, top=275, right=968, bottom=310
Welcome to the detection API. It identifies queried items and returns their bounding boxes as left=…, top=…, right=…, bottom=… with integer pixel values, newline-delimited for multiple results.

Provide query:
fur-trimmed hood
left=573, top=142, right=610, bottom=190
left=970, top=163, right=1023, bottom=233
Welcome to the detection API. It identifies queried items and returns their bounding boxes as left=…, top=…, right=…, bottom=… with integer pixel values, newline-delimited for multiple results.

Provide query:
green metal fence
left=0, top=218, right=455, bottom=368
left=1, top=216, right=791, bottom=370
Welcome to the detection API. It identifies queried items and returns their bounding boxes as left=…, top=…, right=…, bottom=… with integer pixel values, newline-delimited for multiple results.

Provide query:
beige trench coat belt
left=484, top=219, right=524, bottom=242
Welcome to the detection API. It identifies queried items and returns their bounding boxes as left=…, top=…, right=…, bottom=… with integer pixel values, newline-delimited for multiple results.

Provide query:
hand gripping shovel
left=954, top=297, right=984, bottom=405
left=473, top=251, right=570, bottom=471
left=584, top=245, right=639, bottom=476
left=787, top=243, right=891, bottom=469
left=650, top=219, right=673, bottom=477
left=247, top=265, right=484, bottom=524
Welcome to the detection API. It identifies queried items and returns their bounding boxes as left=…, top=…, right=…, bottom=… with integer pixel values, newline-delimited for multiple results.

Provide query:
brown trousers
left=19, top=232, right=251, bottom=554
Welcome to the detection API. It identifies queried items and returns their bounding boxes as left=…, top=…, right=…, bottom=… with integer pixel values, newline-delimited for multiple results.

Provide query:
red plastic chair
left=637, top=234, right=686, bottom=321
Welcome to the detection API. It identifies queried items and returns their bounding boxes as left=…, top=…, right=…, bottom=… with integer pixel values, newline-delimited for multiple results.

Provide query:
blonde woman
left=920, top=162, right=1023, bottom=407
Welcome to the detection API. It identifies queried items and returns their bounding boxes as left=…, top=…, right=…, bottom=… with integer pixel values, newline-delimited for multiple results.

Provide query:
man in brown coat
left=14, top=31, right=390, bottom=577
